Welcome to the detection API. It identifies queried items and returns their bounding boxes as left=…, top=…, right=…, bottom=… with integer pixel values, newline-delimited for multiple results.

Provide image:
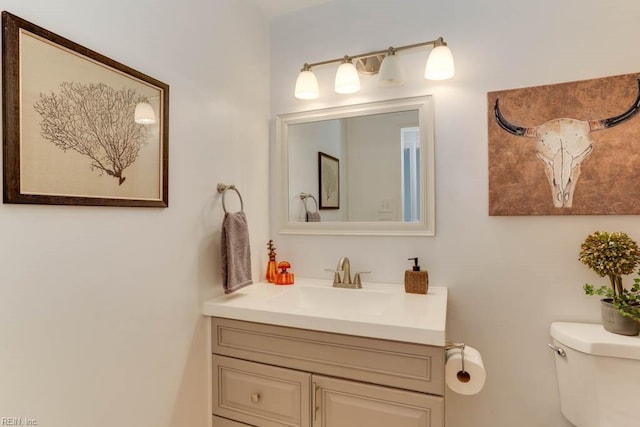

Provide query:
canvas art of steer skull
left=493, top=79, right=640, bottom=208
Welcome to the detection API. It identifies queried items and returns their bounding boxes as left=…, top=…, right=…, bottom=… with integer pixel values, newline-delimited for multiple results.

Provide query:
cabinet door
left=213, top=355, right=311, bottom=427
left=313, top=375, right=443, bottom=427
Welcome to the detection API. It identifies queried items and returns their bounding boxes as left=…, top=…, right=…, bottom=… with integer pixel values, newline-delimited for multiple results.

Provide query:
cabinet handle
left=312, top=382, right=319, bottom=421
left=251, top=393, right=261, bottom=403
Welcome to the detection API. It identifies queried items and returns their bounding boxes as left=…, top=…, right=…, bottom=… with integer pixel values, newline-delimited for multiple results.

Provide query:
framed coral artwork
left=2, top=12, right=169, bottom=207
left=318, top=152, right=339, bottom=209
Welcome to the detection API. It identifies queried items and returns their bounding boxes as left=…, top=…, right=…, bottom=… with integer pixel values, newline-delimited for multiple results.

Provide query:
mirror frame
left=276, top=95, right=435, bottom=236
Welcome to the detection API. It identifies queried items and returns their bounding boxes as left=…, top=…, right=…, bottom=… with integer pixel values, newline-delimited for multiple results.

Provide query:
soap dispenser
left=405, top=257, right=428, bottom=294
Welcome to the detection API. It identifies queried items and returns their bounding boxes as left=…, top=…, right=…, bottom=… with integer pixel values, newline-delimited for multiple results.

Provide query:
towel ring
left=300, top=192, right=318, bottom=212
left=217, top=183, right=244, bottom=213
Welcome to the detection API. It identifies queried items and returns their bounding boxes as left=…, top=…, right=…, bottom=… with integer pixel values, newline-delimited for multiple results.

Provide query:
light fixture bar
left=294, top=37, right=453, bottom=99
left=302, top=37, right=446, bottom=70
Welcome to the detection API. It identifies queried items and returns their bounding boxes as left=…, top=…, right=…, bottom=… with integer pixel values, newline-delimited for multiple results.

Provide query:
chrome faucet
left=330, top=257, right=369, bottom=289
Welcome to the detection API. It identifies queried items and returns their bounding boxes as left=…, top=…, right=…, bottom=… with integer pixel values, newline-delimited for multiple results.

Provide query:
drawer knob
left=251, top=393, right=261, bottom=403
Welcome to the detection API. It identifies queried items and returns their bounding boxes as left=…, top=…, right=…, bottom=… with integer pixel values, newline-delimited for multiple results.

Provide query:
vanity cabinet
left=211, top=317, right=444, bottom=427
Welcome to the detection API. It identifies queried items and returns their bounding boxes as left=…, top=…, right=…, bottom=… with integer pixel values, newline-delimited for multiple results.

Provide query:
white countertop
left=202, top=278, right=447, bottom=346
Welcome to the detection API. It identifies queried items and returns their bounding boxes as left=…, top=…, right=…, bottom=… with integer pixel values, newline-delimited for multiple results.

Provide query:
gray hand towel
left=221, top=211, right=252, bottom=294
left=306, top=211, right=321, bottom=222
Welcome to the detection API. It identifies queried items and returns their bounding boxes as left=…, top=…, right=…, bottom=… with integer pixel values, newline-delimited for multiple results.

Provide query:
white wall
left=0, top=1, right=270, bottom=427
left=346, top=111, right=418, bottom=221
left=270, top=1, right=640, bottom=426
left=288, top=120, right=345, bottom=221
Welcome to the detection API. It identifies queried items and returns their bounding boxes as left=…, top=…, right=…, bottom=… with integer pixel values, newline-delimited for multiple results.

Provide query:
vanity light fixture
left=334, top=56, right=361, bottom=94
left=378, top=48, right=404, bottom=87
left=294, top=37, right=454, bottom=99
left=424, top=43, right=455, bottom=80
left=294, top=64, right=320, bottom=99
left=134, top=101, right=156, bottom=124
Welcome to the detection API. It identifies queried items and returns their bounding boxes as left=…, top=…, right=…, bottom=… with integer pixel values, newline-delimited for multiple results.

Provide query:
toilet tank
left=550, top=322, right=640, bottom=427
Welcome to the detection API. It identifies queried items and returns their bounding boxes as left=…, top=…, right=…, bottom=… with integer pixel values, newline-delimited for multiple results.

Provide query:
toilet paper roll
left=445, top=345, right=486, bottom=395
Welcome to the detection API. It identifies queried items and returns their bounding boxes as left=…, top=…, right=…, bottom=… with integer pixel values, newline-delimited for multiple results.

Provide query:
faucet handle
left=353, top=271, right=371, bottom=287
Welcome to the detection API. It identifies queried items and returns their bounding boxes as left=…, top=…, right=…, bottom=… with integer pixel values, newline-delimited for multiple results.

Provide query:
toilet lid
left=550, top=322, right=640, bottom=360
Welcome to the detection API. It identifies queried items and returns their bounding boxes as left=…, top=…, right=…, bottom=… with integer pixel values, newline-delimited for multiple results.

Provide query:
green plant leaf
left=583, top=283, right=611, bottom=297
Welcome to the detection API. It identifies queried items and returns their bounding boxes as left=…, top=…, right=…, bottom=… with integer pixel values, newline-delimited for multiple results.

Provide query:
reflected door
left=402, top=127, right=420, bottom=222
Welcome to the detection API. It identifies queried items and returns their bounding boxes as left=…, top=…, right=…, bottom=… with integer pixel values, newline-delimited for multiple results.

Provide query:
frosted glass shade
left=424, top=45, right=455, bottom=80
left=134, top=102, right=156, bottom=124
left=378, top=53, right=404, bottom=87
left=294, top=70, right=319, bottom=100
left=334, top=62, right=360, bottom=94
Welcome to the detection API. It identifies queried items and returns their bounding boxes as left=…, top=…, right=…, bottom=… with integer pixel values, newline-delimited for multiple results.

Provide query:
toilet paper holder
left=446, top=341, right=471, bottom=383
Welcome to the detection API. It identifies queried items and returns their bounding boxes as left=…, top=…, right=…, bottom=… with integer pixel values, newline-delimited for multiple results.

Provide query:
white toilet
left=550, top=322, right=640, bottom=427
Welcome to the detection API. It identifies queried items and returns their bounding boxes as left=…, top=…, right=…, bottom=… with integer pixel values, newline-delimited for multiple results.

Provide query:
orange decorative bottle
left=266, top=240, right=277, bottom=283
left=275, top=261, right=294, bottom=285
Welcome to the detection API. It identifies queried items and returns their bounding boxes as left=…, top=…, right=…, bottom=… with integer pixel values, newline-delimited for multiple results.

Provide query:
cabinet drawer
left=212, top=415, right=251, bottom=426
left=212, top=317, right=444, bottom=395
left=314, top=375, right=444, bottom=427
left=213, top=355, right=311, bottom=427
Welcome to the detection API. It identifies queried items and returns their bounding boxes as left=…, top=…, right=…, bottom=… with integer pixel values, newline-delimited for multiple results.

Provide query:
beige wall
left=269, top=1, right=640, bottom=426
left=0, top=1, right=270, bottom=426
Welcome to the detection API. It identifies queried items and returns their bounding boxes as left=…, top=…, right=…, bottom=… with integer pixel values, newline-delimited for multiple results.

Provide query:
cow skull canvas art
left=488, top=73, right=640, bottom=215
left=494, top=79, right=640, bottom=208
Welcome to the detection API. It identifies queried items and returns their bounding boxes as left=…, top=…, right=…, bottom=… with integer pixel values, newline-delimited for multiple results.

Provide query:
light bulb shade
left=294, top=70, right=319, bottom=100
left=424, top=45, right=455, bottom=80
left=334, top=61, right=360, bottom=94
left=378, top=54, right=404, bottom=87
left=134, top=102, right=156, bottom=124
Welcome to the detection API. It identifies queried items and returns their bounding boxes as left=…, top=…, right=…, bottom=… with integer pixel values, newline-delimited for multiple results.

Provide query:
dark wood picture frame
left=318, top=152, right=339, bottom=209
left=2, top=11, right=169, bottom=207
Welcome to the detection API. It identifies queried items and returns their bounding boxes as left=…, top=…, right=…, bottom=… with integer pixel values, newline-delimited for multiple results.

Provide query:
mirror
left=275, top=96, right=435, bottom=236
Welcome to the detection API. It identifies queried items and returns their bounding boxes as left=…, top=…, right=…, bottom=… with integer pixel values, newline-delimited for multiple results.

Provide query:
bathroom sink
left=265, top=284, right=397, bottom=316
left=202, top=278, right=447, bottom=346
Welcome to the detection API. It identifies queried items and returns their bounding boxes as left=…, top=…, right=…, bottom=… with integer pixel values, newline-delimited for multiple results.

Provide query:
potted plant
left=579, top=231, right=640, bottom=336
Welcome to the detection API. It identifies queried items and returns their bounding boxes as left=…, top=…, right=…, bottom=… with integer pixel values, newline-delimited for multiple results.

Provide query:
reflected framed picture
left=318, top=152, right=339, bottom=209
left=2, top=12, right=169, bottom=207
